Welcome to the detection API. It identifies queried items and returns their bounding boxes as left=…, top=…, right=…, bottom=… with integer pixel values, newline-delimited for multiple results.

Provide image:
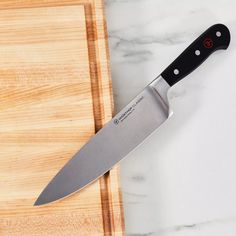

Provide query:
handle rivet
left=173, top=69, right=179, bottom=75
left=216, top=31, right=221, bottom=37
left=195, top=50, right=201, bottom=56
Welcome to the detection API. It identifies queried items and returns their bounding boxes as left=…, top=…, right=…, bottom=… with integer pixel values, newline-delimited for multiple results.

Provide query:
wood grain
left=0, top=1, right=124, bottom=235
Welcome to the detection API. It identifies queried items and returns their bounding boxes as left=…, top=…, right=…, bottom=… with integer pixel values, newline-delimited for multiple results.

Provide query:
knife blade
left=35, top=24, right=230, bottom=206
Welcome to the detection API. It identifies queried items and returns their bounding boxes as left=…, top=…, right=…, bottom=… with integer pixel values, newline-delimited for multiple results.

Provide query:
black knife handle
left=161, top=24, right=230, bottom=86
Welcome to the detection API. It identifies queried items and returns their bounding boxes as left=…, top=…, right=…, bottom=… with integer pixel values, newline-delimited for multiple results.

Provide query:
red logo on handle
left=203, top=38, right=213, bottom=48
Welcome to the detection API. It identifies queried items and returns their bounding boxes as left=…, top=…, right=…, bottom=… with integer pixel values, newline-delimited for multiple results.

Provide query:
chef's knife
left=35, top=24, right=230, bottom=206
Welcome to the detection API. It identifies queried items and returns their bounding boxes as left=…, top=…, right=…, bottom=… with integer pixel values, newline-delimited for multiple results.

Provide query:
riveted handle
left=161, top=24, right=231, bottom=86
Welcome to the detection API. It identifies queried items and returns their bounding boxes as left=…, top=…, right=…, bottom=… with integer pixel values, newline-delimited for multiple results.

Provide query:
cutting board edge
left=88, top=1, right=125, bottom=234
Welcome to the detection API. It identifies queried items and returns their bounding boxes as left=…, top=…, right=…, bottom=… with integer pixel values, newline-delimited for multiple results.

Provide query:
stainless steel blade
left=35, top=76, right=171, bottom=205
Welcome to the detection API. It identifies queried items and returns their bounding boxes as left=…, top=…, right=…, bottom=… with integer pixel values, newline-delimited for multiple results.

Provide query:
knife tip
left=34, top=197, right=44, bottom=206
left=34, top=191, right=61, bottom=206
left=34, top=193, right=51, bottom=206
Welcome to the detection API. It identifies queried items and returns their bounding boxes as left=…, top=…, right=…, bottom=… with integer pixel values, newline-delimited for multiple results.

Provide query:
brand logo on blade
left=113, top=96, right=144, bottom=126
left=114, top=119, right=119, bottom=125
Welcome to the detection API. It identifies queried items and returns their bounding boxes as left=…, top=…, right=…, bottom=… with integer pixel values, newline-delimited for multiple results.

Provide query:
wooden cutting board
left=0, top=1, right=124, bottom=235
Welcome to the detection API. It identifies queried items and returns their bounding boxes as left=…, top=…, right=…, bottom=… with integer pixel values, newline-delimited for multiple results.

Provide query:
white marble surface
left=105, top=0, right=236, bottom=235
